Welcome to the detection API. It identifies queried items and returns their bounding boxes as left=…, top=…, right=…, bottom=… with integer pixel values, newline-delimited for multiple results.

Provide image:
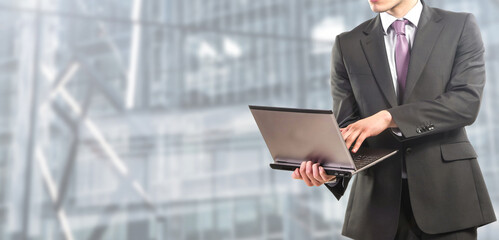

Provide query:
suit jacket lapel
left=361, top=16, right=398, bottom=107
left=403, top=4, right=444, bottom=103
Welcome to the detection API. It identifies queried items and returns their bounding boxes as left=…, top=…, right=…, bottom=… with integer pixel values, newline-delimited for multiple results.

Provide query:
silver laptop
left=249, top=105, right=398, bottom=178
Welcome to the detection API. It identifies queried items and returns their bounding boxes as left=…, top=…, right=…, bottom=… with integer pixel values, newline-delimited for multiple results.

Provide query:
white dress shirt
left=380, top=0, right=423, bottom=96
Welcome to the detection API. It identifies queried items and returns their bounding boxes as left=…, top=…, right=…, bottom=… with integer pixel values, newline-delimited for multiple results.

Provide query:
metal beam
left=54, top=87, right=94, bottom=210
left=20, top=0, right=42, bottom=238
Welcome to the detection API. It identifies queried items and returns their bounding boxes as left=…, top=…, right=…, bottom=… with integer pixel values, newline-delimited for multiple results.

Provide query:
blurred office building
left=0, top=0, right=498, bottom=239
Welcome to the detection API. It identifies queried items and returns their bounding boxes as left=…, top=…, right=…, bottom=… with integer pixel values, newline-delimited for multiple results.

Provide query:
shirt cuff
left=325, top=178, right=339, bottom=187
left=391, top=128, right=403, bottom=137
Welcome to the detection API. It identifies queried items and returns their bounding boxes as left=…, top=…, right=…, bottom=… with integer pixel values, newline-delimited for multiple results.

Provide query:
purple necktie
left=392, top=19, right=410, bottom=103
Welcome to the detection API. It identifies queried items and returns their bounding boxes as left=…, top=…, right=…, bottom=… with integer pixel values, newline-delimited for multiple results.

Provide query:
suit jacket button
left=406, top=148, right=412, bottom=154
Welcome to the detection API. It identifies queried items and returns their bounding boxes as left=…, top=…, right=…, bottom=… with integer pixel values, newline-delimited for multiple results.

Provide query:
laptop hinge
left=275, top=157, right=302, bottom=164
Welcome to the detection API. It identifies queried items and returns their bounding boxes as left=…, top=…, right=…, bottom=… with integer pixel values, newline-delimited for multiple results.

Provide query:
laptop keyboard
left=350, top=152, right=380, bottom=170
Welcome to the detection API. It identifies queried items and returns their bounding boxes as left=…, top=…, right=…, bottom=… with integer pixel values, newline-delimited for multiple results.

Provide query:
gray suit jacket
left=326, top=2, right=496, bottom=239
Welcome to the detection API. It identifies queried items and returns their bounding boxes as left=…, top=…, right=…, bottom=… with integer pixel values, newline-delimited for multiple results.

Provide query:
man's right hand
left=292, top=161, right=336, bottom=186
left=340, top=110, right=395, bottom=153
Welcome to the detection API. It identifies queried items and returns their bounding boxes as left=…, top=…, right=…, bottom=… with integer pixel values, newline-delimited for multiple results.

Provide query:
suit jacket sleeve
left=325, top=35, right=359, bottom=199
left=387, top=14, right=485, bottom=140
left=325, top=176, right=352, bottom=200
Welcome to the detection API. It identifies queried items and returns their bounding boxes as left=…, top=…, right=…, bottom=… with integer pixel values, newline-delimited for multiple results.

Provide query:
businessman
left=291, top=0, right=496, bottom=239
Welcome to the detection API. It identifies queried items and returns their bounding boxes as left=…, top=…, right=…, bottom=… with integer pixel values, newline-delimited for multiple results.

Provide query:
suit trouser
left=395, top=179, right=477, bottom=240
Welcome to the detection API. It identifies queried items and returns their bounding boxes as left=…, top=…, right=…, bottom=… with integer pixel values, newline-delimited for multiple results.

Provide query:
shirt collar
left=380, top=0, right=423, bottom=34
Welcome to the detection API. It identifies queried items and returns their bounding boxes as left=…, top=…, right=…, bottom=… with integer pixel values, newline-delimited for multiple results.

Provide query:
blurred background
left=0, top=0, right=498, bottom=239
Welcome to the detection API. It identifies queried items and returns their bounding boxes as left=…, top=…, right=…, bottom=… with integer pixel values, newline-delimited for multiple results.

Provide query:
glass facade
left=0, top=0, right=498, bottom=239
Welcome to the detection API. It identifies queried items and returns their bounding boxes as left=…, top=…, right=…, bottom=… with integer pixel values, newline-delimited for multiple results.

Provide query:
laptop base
left=269, top=163, right=353, bottom=178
